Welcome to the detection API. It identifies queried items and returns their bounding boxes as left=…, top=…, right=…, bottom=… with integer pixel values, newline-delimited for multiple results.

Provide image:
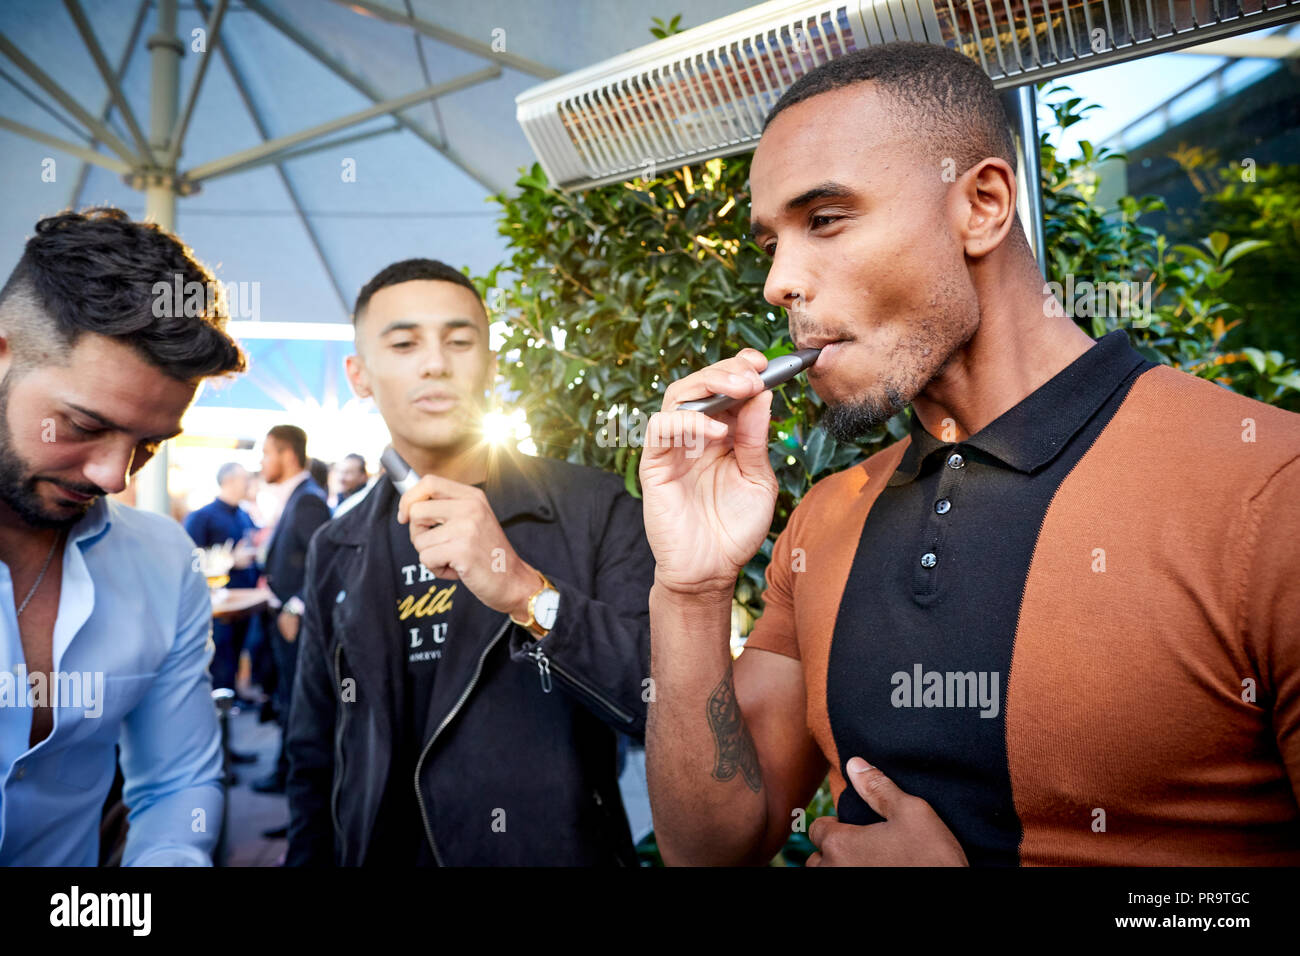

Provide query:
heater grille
left=517, top=0, right=1300, bottom=189
left=934, top=0, right=1293, bottom=81
left=556, top=7, right=864, bottom=181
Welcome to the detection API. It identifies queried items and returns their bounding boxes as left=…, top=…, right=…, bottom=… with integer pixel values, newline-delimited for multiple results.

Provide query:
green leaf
left=1220, top=239, right=1270, bottom=267
left=623, top=449, right=641, bottom=499
left=737, top=322, right=771, bottom=352
left=1241, top=347, right=1267, bottom=374
left=1205, top=231, right=1230, bottom=259
left=805, top=428, right=832, bottom=476
left=1171, top=243, right=1212, bottom=264
left=1269, top=372, right=1300, bottom=393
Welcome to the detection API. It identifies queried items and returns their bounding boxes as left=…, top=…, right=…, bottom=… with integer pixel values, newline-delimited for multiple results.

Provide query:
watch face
left=534, top=588, right=560, bottom=629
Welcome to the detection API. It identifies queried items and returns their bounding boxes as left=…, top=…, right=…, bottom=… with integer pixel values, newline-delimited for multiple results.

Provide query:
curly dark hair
left=352, top=257, right=481, bottom=324
left=764, top=41, right=1017, bottom=181
left=0, top=207, right=246, bottom=381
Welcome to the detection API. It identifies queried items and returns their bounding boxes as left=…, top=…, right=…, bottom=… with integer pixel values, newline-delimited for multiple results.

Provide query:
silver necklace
left=16, top=530, right=62, bottom=618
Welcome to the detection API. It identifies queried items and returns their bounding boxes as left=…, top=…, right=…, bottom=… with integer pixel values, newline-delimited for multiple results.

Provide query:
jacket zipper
left=414, top=616, right=513, bottom=866
left=331, top=642, right=348, bottom=864
left=525, top=640, right=637, bottom=725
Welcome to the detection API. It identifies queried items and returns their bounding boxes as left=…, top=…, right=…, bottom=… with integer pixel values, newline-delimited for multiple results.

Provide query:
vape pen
left=675, top=348, right=822, bottom=416
left=381, top=445, right=420, bottom=493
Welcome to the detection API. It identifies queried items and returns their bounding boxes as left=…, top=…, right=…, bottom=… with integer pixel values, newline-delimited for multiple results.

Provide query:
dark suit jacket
left=264, top=475, right=330, bottom=606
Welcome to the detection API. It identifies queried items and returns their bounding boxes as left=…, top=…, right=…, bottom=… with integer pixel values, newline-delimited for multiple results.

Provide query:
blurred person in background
left=326, top=461, right=344, bottom=511
left=239, top=469, right=276, bottom=711
left=252, top=425, right=329, bottom=806
left=0, top=208, right=245, bottom=865
left=307, top=457, right=329, bottom=498
left=334, top=453, right=368, bottom=509
left=330, top=453, right=374, bottom=519
left=183, top=462, right=258, bottom=692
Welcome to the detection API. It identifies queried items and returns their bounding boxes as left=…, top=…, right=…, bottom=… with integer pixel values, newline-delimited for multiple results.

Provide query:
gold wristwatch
left=510, top=570, right=559, bottom=639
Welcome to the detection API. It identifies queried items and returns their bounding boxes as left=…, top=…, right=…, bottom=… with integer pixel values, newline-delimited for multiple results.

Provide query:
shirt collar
left=69, top=494, right=113, bottom=548
left=275, top=469, right=309, bottom=503
left=888, top=330, right=1148, bottom=486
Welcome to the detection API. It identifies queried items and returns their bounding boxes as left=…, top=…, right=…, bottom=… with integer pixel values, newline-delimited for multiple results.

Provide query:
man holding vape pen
left=640, top=43, right=1300, bottom=866
left=285, top=259, right=653, bottom=865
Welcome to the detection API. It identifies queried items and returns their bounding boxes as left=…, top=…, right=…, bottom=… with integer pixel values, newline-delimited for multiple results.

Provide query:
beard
left=0, top=374, right=97, bottom=529
left=816, top=295, right=978, bottom=444
left=820, top=381, right=910, bottom=442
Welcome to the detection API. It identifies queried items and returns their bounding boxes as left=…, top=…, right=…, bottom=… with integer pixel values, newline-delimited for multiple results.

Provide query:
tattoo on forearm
left=707, top=672, right=762, bottom=793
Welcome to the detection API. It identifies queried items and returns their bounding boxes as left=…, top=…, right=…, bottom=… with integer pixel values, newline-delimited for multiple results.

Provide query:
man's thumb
left=846, top=757, right=903, bottom=819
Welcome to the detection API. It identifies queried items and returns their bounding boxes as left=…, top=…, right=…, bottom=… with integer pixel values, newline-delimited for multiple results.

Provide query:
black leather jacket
left=284, top=449, right=653, bottom=866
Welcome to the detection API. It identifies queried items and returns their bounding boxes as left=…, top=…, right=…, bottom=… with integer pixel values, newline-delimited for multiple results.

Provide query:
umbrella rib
left=0, top=115, right=131, bottom=175
left=63, top=0, right=152, bottom=161
left=205, top=123, right=405, bottom=179
left=403, top=0, right=447, bottom=149
left=0, top=64, right=93, bottom=143
left=241, top=0, right=504, bottom=193
left=165, top=0, right=229, bottom=169
left=68, top=0, right=150, bottom=210
left=196, top=0, right=353, bottom=317
left=327, top=0, right=562, bottom=80
left=0, top=31, right=141, bottom=164
left=184, top=66, right=500, bottom=183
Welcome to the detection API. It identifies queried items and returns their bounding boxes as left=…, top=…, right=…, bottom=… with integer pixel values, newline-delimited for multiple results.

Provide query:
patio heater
left=517, top=0, right=1300, bottom=267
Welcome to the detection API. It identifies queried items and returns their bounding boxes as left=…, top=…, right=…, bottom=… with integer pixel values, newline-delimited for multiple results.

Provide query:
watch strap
left=510, top=570, right=554, bottom=636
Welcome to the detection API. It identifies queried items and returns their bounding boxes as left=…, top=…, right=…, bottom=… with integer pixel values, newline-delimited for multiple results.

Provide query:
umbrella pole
left=137, top=0, right=181, bottom=517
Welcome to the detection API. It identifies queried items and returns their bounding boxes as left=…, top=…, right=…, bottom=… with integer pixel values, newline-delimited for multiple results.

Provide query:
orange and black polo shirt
left=745, top=330, right=1300, bottom=865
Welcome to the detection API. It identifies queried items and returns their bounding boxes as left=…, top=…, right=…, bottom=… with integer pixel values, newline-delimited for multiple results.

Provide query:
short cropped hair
left=216, top=462, right=245, bottom=486
left=266, top=424, right=308, bottom=468
left=764, top=42, right=1016, bottom=180
left=352, top=258, right=481, bottom=324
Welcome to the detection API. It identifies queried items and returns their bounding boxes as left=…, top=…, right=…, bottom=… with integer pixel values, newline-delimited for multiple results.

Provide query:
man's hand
left=397, top=474, right=539, bottom=618
left=277, top=610, right=300, bottom=643
left=807, top=758, right=969, bottom=866
left=639, top=348, right=778, bottom=597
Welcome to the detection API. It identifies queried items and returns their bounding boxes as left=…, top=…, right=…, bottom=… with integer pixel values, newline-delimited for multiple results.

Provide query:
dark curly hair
left=0, top=207, right=246, bottom=381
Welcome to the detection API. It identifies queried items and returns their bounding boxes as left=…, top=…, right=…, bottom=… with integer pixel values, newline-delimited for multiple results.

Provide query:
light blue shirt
left=0, top=495, right=223, bottom=866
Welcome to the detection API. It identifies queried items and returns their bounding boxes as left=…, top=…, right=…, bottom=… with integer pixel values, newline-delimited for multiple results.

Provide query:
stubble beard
left=0, top=374, right=93, bottom=530
left=819, top=300, right=977, bottom=444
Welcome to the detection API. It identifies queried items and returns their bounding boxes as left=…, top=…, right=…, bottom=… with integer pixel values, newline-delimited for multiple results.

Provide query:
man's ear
left=344, top=352, right=371, bottom=399
left=953, top=157, right=1018, bottom=260
left=0, top=329, right=12, bottom=384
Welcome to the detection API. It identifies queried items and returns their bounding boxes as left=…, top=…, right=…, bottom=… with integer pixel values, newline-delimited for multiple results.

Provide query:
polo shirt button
left=935, top=498, right=951, bottom=515
left=920, top=552, right=937, bottom=568
left=14, top=765, right=25, bottom=780
left=947, top=452, right=965, bottom=469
